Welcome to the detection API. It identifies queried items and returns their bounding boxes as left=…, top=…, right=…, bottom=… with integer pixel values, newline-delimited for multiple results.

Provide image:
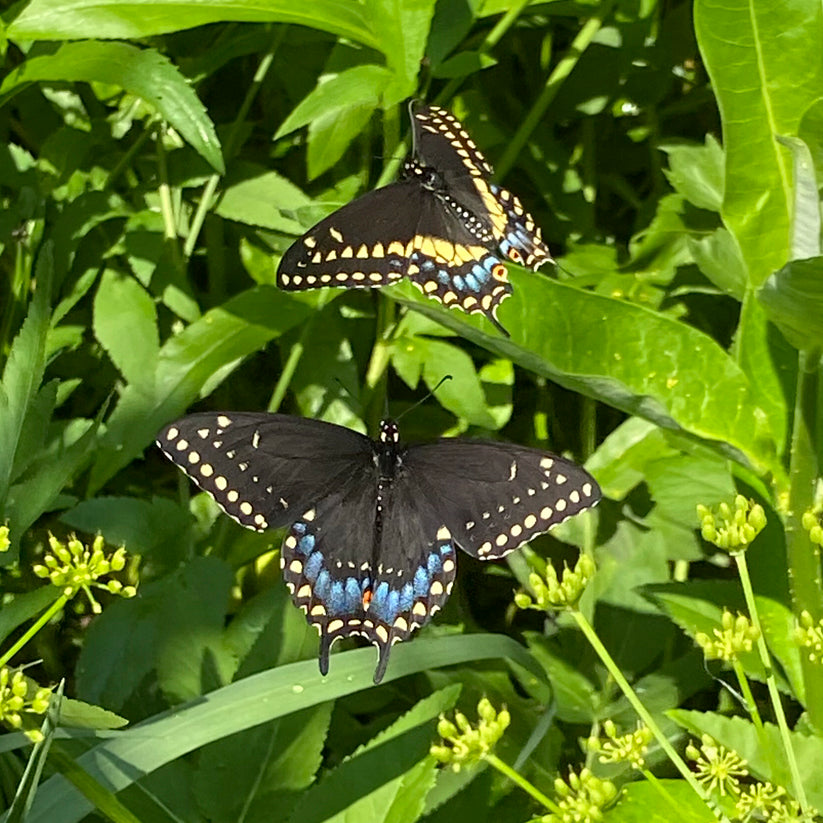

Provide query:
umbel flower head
left=0, top=668, right=52, bottom=743
left=697, top=496, right=766, bottom=553
left=430, top=697, right=510, bottom=771
left=514, top=553, right=596, bottom=612
left=686, top=735, right=748, bottom=797
left=587, top=720, right=653, bottom=770
left=540, top=767, right=618, bottom=823
left=695, top=609, right=760, bottom=662
left=33, top=533, right=137, bottom=613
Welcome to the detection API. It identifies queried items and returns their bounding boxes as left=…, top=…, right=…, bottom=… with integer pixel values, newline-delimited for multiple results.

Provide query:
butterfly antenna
left=395, top=375, right=453, bottom=422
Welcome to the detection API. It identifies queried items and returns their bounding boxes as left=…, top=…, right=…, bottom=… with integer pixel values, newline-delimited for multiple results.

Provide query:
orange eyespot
left=492, top=264, right=508, bottom=282
left=362, top=589, right=373, bottom=607
left=508, top=249, right=522, bottom=263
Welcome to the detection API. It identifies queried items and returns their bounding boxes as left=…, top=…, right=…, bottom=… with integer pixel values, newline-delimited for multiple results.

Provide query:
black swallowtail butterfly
left=158, top=413, right=600, bottom=682
left=277, top=104, right=552, bottom=336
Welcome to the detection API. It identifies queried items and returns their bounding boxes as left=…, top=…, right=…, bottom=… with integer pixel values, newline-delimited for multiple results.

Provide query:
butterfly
left=276, top=103, right=552, bottom=336
left=158, top=412, right=600, bottom=682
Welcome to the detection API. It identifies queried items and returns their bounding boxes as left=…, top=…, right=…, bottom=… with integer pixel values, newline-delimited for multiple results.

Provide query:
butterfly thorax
left=375, top=419, right=403, bottom=480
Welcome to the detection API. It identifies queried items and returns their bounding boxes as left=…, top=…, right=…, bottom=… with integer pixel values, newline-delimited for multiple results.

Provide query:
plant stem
left=485, top=753, right=562, bottom=814
left=268, top=317, right=313, bottom=413
left=734, top=552, right=809, bottom=813
left=0, top=594, right=69, bottom=669
left=785, top=349, right=823, bottom=732
left=571, top=608, right=730, bottom=822
left=184, top=29, right=284, bottom=259
left=497, top=0, right=616, bottom=179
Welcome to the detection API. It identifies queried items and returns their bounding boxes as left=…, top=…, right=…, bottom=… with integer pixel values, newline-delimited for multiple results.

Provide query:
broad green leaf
left=194, top=705, right=333, bottom=823
left=275, top=65, right=393, bottom=138
left=0, top=42, right=223, bottom=173
left=387, top=272, right=781, bottom=477
left=0, top=249, right=50, bottom=509
left=759, top=257, right=823, bottom=353
left=694, top=0, right=823, bottom=286
left=24, top=635, right=541, bottom=823
left=603, top=779, right=714, bottom=823
left=60, top=496, right=192, bottom=559
left=0, top=587, right=61, bottom=647
left=93, top=270, right=159, bottom=390
left=659, top=136, right=724, bottom=212
left=88, top=287, right=313, bottom=491
left=7, top=0, right=379, bottom=52
left=215, top=162, right=313, bottom=233
left=308, top=102, right=377, bottom=180
left=777, top=135, right=821, bottom=260
left=756, top=596, right=805, bottom=704
left=366, top=0, right=437, bottom=105
left=291, top=687, right=459, bottom=823
left=688, top=228, right=747, bottom=300
left=670, top=710, right=823, bottom=809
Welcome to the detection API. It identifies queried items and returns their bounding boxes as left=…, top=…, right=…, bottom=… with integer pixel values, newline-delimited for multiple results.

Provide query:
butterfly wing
left=276, top=179, right=513, bottom=334
left=157, top=413, right=372, bottom=531
left=412, top=104, right=552, bottom=270
left=281, top=461, right=456, bottom=683
left=403, top=439, right=601, bottom=559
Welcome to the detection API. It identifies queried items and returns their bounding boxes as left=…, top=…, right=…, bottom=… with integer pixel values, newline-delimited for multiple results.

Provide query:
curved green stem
left=571, top=608, right=730, bottom=822
left=734, top=552, right=809, bottom=813
left=485, top=752, right=562, bottom=814
left=497, top=0, right=616, bottom=179
left=0, top=593, right=69, bottom=669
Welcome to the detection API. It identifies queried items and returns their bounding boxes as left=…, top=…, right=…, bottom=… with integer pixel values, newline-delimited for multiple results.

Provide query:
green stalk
left=0, top=594, right=69, bottom=669
left=267, top=316, right=314, bottom=413
left=184, top=29, right=284, bottom=259
left=571, top=609, right=730, bottom=823
left=485, top=753, right=562, bottom=814
left=496, top=0, right=616, bottom=179
left=784, top=349, right=823, bottom=732
left=734, top=552, right=809, bottom=813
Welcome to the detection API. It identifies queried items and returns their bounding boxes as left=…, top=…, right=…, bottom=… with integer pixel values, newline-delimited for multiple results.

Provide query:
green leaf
left=759, top=257, right=823, bottom=353
left=275, top=65, right=393, bottom=138
left=659, top=136, right=724, bottom=212
left=194, top=705, right=333, bottom=823
left=93, top=270, right=159, bottom=390
left=27, top=635, right=540, bottom=823
left=688, top=228, right=747, bottom=300
left=388, top=272, right=781, bottom=477
left=215, top=161, right=313, bottom=233
left=670, top=710, right=823, bottom=809
left=694, top=0, right=823, bottom=286
left=776, top=135, right=821, bottom=260
left=366, top=0, right=437, bottom=105
left=308, top=103, right=378, bottom=180
left=0, top=42, right=223, bottom=173
left=7, top=0, right=379, bottom=52
left=604, top=779, right=715, bottom=823
left=60, top=496, right=192, bottom=558
left=291, top=687, right=459, bottom=823
left=88, top=287, right=313, bottom=492
left=0, top=587, right=62, bottom=647
left=0, top=249, right=50, bottom=509
left=431, top=51, right=497, bottom=80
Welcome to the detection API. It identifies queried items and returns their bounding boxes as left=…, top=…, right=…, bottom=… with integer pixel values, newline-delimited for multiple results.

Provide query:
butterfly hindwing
left=280, top=464, right=456, bottom=683
left=403, top=439, right=601, bottom=559
left=277, top=176, right=513, bottom=333
left=157, top=412, right=372, bottom=532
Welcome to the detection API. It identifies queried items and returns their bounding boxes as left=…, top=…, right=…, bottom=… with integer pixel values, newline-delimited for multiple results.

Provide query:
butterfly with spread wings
left=276, top=104, right=552, bottom=336
left=158, top=412, right=600, bottom=682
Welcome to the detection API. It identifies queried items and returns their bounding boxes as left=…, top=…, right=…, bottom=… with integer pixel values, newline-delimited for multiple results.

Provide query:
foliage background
left=0, top=0, right=822, bottom=820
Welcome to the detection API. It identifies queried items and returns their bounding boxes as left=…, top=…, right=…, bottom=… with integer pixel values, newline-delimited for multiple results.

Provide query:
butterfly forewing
left=403, top=440, right=601, bottom=559
left=157, top=413, right=372, bottom=532
left=412, top=105, right=552, bottom=271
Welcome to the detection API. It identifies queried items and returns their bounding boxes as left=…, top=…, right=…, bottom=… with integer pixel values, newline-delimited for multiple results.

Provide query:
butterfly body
left=158, top=413, right=599, bottom=682
left=277, top=104, right=552, bottom=335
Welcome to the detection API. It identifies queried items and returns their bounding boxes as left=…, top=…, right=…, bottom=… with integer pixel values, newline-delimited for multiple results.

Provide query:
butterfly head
left=402, top=160, right=444, bottom=193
